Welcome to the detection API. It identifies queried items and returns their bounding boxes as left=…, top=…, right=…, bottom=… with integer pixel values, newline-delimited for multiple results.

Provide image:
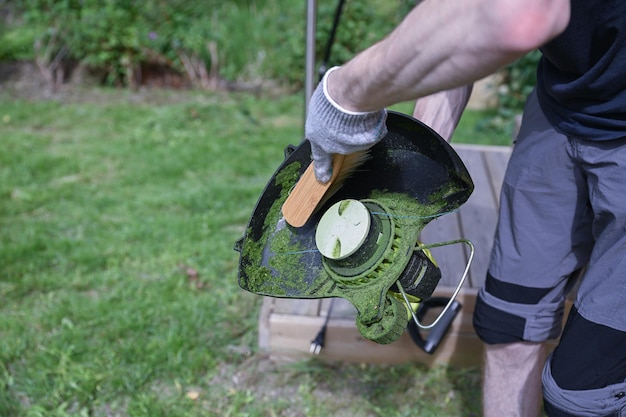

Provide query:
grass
left=0, top=86, right=504, bottom=416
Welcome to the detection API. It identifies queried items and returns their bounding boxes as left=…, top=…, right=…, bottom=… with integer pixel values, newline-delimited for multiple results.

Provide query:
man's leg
left=542, top=309, right=626, bottom=417
left=541, top=136, right=626, bottom=417
left=473, top=90, right=593, bottom=416
left=483, top=342, right=546, bottom=417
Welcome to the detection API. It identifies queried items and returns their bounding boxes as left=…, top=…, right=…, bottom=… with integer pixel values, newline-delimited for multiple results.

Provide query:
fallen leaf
left=186, top=390, right=200, bottom=400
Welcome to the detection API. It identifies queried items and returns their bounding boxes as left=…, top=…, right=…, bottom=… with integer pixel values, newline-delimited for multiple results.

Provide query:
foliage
left=3, top=0, right=413, bottom=87
left=2, top=0, right=537, bottom=135
left=3, top=0, right=538, bottom=118
left=314, top=0, right=414, bottom=73
left=499, top=50, right=541, bottom=114
left=481, top=50, right=542, bottom=137
left=0, top=22, right=38, bottom=62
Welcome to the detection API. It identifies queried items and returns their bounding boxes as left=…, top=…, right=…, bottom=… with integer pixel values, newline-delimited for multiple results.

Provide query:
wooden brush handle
left=282, top=154, right=346, bottom=227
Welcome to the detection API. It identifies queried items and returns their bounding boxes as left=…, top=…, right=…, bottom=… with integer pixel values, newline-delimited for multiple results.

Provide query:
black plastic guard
left=235, top=111, right=474, bottom=298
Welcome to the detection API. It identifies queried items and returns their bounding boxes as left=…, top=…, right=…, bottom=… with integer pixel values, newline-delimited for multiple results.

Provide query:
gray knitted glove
left=305, top=66, right=388, bottom=183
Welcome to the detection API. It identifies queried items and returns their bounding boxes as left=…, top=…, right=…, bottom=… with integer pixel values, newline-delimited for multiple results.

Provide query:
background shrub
left=1, top=0, right=539, bottom=120
left=499, top=50, right=541, bottom=113
left=3, top=0, right=412, bottom=87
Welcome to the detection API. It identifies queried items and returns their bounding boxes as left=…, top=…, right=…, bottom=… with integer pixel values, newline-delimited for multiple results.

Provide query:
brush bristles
left=318, top=150, right=370, bottom=209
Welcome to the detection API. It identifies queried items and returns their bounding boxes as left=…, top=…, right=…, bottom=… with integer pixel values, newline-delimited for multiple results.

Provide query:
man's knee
left=542, top=357, right=626, bottom=417
left=542, top=308, right=626, bottom=416
left=473, top=272, right=565, bottom=343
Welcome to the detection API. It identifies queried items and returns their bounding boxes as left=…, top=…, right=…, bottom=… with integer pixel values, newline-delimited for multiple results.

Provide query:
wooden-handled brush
left=282, top=151, right=369, bottom=227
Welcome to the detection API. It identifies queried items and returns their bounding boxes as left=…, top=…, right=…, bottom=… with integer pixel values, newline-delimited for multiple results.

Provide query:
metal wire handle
left=396, top=239, right=475, bottom=330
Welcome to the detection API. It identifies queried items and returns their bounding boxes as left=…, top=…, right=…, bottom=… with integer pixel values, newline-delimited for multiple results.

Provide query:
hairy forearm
left=328, top=0, right=570, bottom=112
left=412, top=85, right=473, bottom=142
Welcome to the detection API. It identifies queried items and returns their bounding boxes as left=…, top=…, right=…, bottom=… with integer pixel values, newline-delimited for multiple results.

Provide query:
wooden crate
left=259, top=287, right=484, bottom=367
left=257, top=144, right=515, bottom=367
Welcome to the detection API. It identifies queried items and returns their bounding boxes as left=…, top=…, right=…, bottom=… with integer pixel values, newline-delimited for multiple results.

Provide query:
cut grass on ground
left=0, top=88, right=501, bottom=416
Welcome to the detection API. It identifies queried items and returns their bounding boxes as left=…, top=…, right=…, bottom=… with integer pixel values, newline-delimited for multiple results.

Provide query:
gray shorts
left=472, top=90, right=626, bottom=416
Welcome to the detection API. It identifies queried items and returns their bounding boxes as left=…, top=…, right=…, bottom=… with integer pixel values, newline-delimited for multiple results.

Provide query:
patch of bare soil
left=0, top=61, right=192, bottom=104
left=0, top=60, right=289, bottom=105
left=210, top=353, right=385, bottom=417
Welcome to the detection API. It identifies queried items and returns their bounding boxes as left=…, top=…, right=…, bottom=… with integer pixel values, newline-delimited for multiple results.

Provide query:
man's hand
left=305, top=67, right=387, bottom=183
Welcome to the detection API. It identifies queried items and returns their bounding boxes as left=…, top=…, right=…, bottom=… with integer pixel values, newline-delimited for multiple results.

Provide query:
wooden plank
left=263, top=287, right=570, bottom=365
left=258, top=297, right=274, bottom=350
left=271, top=297, right=321, bottom=316
left=259, top=297, right=322, bottom=352
left=319, top=297, right=356, bottom=320
left=267, top=314, right=484, bottom=367
left=419, top=211, right=469, bottom=288
left=265, top=288, right=483, bottom=366
left=454, top=146, right=500, bottom=288
left=482, top=146, right=511, bottom=205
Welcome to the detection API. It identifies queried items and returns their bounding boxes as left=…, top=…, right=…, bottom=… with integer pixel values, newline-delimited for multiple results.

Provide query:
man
left=304, top=0, right=626, bottom=416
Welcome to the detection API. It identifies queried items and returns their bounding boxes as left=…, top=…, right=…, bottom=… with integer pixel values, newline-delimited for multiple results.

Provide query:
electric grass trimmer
left=234, top=112, right=475, bottom=352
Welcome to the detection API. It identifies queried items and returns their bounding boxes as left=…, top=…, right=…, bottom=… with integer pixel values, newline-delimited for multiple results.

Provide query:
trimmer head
left=234, top=111, right=474, bottom=346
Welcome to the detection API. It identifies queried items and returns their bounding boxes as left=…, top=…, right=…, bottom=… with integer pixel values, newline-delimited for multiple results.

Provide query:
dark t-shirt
left=536, top=0, right=626, bottom=140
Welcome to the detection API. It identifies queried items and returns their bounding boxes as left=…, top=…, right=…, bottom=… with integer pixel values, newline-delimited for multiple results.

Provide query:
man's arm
left=412, top=85, right=473, bottom=142
left=328, top=0, right=570, bottom=112
left=305, top=0, right=570, bottom=182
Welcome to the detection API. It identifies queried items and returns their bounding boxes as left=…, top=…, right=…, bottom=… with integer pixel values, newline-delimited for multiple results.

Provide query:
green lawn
left=0, top=88, right=495, bottom=416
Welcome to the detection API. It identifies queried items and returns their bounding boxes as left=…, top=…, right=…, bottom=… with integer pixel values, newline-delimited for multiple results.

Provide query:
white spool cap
left=315, top=199, right=371, bottom=260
